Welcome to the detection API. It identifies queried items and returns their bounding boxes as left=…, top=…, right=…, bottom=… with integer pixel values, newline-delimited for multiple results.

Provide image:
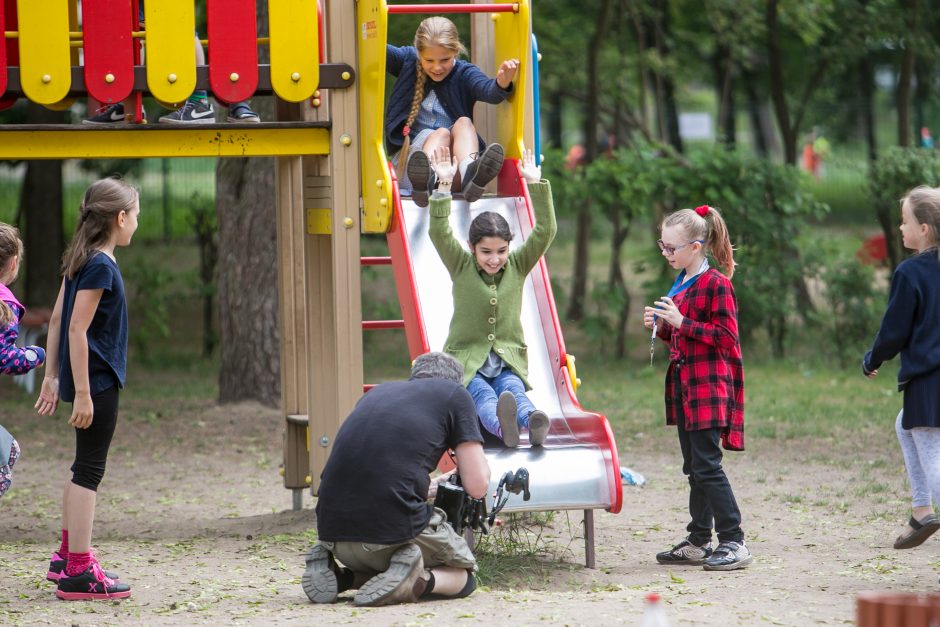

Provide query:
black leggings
left=70, top=385, right=119, bottom=492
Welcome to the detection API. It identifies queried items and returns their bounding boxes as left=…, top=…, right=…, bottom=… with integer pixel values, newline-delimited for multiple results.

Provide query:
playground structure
left=1, top=0, right=621, bottom=567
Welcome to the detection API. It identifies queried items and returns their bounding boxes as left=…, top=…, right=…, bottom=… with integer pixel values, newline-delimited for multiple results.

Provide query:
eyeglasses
left=657, top=239, right=704, bottom=256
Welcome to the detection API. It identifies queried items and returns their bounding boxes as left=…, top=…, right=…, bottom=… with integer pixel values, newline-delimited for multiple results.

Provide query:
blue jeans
left=467, top=370, right=535, bottom=439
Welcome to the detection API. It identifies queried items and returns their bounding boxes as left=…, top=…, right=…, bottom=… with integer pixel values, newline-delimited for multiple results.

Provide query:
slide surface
left=388, top=165, right=622, bottom=514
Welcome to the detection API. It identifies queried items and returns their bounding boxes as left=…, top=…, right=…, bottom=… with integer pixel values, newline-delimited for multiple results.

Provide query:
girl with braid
left=385, top=16, right=518, bottom=208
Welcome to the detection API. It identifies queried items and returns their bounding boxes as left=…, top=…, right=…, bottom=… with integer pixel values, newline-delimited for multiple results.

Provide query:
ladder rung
left=388, top=4, right=519, bottom=14
left=361, top=256, right=392, bottom=266
left=362, top=320, right=405, bottom=330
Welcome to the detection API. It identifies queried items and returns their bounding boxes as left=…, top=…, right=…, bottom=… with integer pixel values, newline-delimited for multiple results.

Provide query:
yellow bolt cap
left=343, top=217, right=354, bottom=228
left=312, top=98, right=321, bottom=107
left=379, top=198, right=387, bottom=207
left=291, top=72, right=301, bottom=82
left=376, top=180, right=384, bottom=188
left=104, top=73, right=115, bottom=84
left=41, top=74, right=52, bottom=84
left=341, top=71, right=351, bottom=81
left=340, top=134, right=352, bottom=146
left=168, top=73, right=177, bottom=83
left=230, top=72, right=240, bottom=82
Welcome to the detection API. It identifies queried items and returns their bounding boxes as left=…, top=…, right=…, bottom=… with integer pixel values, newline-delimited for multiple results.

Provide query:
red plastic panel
left=207, top=0, right=258, bottom=105
left=0, top=0, right=17, bottom=110
left=81, top=0, right=135, bottom=104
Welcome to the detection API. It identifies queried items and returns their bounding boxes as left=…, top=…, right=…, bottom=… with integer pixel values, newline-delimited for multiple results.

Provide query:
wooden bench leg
left=584, top=509, right=595, bottom=569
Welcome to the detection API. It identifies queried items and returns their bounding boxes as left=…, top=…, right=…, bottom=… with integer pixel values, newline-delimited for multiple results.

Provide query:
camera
left=433, top=468, right=530, bottom=535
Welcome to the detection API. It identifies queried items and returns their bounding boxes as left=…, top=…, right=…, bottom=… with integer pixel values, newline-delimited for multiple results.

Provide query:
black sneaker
left=461, top=143, right=504, bottom=203
left=302, top=543, right=352, bottom=604
left=82, top=104, right=127, bottom=125
left=226, top=102, right=261, bottom=123
left=406, top=151, right=437, bottom=208
left=703, top=540, right=753, bottom=571
left=353, top=543, right=426, bottom=607
left=497, top=391, right=519, bottom=448
left=46, top=551, right=119, bottom=583
left=159, top=99, right=216, bottom=124
left=55, top=562, right=131, bottom=600
left=655, top=538, right=713, bottom=565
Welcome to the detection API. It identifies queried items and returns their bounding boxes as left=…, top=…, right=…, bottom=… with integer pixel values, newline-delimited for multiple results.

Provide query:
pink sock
left=58, top=530, right=69, bottom=557
left=66, top=551, right=91, bottom=577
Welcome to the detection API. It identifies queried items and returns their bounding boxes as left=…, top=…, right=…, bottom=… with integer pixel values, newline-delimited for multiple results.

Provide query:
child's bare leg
left=450, top=117, right=478, bottom=165
left=421, top=127, right=452, bottom=157
left=65, top=483, right=97, bottom=554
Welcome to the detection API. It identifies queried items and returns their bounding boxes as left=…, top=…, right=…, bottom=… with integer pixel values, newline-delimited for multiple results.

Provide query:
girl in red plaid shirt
left=643, top=204, right=752, bottom=571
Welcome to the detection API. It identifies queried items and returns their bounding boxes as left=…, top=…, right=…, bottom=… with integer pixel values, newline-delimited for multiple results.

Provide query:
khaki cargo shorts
left=321, top=508, right=477, bottom=577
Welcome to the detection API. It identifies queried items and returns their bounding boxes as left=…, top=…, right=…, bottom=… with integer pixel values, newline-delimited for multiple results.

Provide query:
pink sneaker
left=55, top=561, right=131, bottom=600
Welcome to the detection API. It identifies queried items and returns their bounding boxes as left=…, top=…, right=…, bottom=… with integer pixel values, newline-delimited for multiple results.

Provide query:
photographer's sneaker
left=354, top=543, right=426, bottom=607
left=55, top=562, right=131, bottom=600
left=159, top=99, right=215, bottom=124
left=461, top=143, right=504, bottom=203
left=703, top=540, right=753, bottom=571
left=527, top=410, right=549, bottom=447
left=47, top=551, right=120, bottom=582
left=497, top=391, right=519, bottom=448
left=655, top=538, right=713, bottom=565
left=302, top=544, right=352, bottom=604
left=226, top=102, right=261, bottom=123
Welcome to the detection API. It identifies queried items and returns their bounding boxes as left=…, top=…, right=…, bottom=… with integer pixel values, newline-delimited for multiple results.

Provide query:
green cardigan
left=428, top=181, right=557, bottom=388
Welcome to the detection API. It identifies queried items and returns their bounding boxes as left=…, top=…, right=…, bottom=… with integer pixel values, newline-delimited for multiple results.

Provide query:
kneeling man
left=303, top=352, right=490, bottom=606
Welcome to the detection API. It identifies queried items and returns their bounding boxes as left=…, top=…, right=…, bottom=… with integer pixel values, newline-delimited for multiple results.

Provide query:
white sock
left=458, top=157, right=473, bottom=183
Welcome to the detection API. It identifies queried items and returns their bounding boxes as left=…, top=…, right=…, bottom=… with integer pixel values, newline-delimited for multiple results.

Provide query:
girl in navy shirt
left=36, top=177, right=138, bottom=601
left=386, top=16, right=518, bottom=207
left=864, top=186, right=940, bottom=557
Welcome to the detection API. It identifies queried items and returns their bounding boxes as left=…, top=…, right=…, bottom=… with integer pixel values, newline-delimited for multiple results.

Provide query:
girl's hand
left=643, top=306, right=657, bottom=330
left=652, top=296, right=684, bottom=328
left=865, top=369, right=878, bottom=378
left=496, top=59, right=519, bottom=89
left=35, top=376, right=60, bottom=416
left=429, top=146, right=457, bottom=187
left=520, top=149, right=541, bottom=184
left=68, top=393, right=94, bottom=429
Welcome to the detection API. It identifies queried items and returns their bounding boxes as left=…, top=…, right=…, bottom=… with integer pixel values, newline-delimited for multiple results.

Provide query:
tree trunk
left=216, top=155, right=279, bottom=406
left=766, top=0, right=797, bottom=164
left=896, top=0, right=918, bottom=147
left=743, top=69, right=769, bottom=157
left=859, top=55, right=877, bottom=163
left=567, top=0, right=613, bottom=322
left=653, top=0, right=683, bottom=153
left=215, top=0, right=279, bottom=406
left=20, top=103, right=67, bottom=307
left=913, top=55, right=929, bottom=143
left=714, top=44, right=736, bottom=148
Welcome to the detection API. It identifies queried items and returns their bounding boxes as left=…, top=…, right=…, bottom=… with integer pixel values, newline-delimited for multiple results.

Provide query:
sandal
left=893, top=513, right=940, bottom=550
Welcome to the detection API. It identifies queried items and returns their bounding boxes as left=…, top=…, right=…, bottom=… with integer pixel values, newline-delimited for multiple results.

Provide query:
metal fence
left=0, top=158, right=218, bottom=242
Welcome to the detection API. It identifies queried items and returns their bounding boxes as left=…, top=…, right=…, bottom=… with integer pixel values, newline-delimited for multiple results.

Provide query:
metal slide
left=387, top=163, right=623, bottom=515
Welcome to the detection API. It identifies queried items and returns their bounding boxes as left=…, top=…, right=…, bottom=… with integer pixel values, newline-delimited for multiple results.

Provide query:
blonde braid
left=396, top=67, right=427, bottom=183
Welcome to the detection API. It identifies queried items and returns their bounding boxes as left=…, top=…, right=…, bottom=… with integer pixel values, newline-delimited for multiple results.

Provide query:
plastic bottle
left=638, top=592, right=670, bottom=627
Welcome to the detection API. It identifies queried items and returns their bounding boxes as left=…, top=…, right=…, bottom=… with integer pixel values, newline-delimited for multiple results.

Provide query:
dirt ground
left=1, top=393, right=936, bottom=626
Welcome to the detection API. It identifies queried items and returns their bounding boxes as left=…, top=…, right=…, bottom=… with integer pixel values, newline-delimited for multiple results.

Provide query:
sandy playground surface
left=1, top=395, right=937, bottom=626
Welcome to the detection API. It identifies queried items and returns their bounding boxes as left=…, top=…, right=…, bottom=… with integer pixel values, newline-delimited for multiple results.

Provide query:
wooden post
left=306, top=0, right=364, bottom=495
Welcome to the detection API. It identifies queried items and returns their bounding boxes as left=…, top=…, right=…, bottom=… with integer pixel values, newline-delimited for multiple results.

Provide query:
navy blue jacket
left=384, top=45, right=513, bottom=155
left=864, top=249, right=940, bottom=387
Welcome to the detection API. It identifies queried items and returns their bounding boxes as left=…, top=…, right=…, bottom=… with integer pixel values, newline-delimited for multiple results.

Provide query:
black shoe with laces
left=703, top=540, right=753, bottom=571
left=82, top=104, right=128, bottom=125
left=159, top=99, right=216, bottom=124
left=655, top=538, right=713, bottom=565
left=406, top=151, right=437, bottom=208
left=461, top=143, right=504, bottom=203
left=55, top=562, right=131, bottom=600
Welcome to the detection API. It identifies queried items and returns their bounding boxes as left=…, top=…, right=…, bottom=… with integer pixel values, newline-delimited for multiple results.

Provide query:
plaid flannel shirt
left=657, top=268, right=745, bottom=451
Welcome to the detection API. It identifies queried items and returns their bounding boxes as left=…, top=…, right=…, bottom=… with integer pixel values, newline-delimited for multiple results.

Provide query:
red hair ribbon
left=402, top=125, right=411, bottom=137
left=695, top=205, right=710, bottom=217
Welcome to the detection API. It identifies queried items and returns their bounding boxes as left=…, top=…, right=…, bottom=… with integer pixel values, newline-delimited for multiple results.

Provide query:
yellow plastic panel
left=357, top=0, right=392, bottom=233
left=493, top=0, right=529, bottom=160
left=144, top=0, right=197, bottom=105
left=268, top=0, right=319, bottom=102
left=0, top=127, right=331, bottom=159
left=16, top=0, right=71, bottom=104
